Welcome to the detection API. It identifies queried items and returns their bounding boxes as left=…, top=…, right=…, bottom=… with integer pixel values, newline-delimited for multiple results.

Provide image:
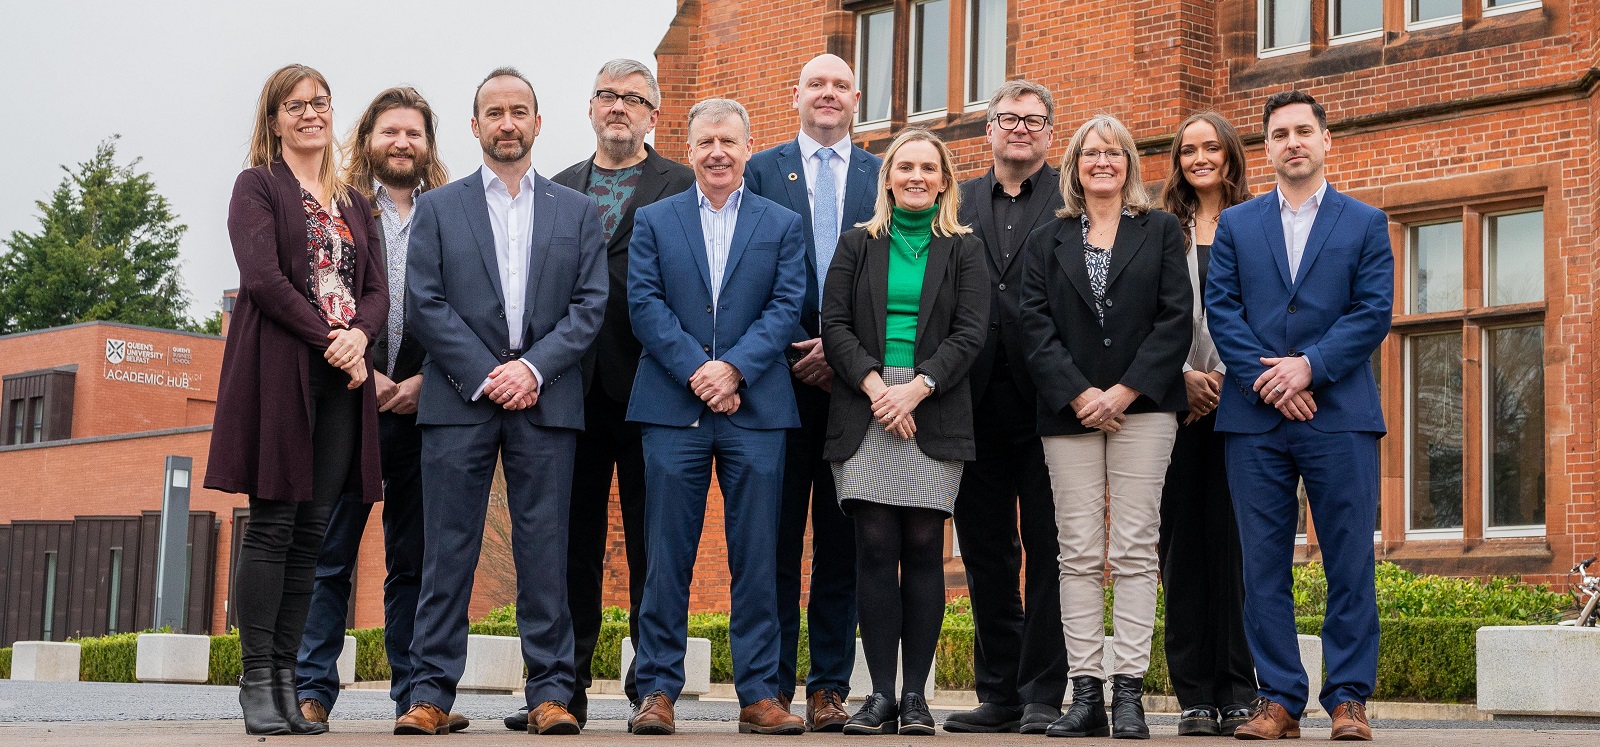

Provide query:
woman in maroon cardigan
left=206, top=64, right=387, bottom=735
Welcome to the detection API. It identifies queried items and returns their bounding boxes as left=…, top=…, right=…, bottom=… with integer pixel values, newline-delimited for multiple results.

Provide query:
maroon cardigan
left=206, top=160, right=388, bottom=503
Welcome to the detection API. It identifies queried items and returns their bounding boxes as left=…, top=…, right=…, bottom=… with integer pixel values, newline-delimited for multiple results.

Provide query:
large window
left=854, top=0, right=1009, bottom=126
left=910, top=0, right=950, bottom=115
left=1410, top=0, right=1462, bottom=28
left=1261, top=0, right=1312, bottom=54
left=966, top=0, right=1006, bottom=105
left=1333, top=0, right=1384, bottom=40
left=1260, top=0, right=1544, bottom=56
left=857, top=7, right=895, bottom=124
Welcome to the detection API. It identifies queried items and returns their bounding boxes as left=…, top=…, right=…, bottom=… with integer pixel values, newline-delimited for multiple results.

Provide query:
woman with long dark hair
left=205, top=64, right=387, bottom=735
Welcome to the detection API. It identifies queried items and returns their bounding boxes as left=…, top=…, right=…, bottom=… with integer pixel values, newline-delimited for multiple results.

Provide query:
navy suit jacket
left=744, top=138, right=881, bottom=340
left=625, top=186, right=807, bottom=430
left=1205, top=184, right=1393, bottom=435
left=405, top=170, right=608, bottom=429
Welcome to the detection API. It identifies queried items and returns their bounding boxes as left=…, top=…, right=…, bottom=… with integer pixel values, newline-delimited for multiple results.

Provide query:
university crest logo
left=106, top=339, right=126, bottom=365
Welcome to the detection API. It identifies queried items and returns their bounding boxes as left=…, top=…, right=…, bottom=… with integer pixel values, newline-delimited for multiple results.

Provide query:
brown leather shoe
left=739, top=697, right=806, bottom=735
left=394, top=702, right=451, bottom=735
left=805, top=689, right=848, bottom=732
left=777, top=691, right=792, bottom=713
left=447, top=712, right=470, bottom=733
left=1330, top=701, right=1372, bottom=741
left=298, top=699, right=328, bottom=726
left=630, top=691, right=676, bottom=735
left=1232, top=697, right=1300, bottom=740
left=527, top=701, right=580, bottom=735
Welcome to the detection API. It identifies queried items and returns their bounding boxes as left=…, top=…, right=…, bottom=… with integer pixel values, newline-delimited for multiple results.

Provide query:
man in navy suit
left=625, top=98, right=807, bottom=736
left=1205, top=91, right=1392, bottom=742
left=397, top=67, right=607, bottom=736
left=742, top=53, right=881, bottom=730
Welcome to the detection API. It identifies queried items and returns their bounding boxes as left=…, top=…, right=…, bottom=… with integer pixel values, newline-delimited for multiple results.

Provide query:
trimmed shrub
left=1292, top=562, right=1566, bottom=622
left=75, top=632, right=139, bottom=683
left=350, top=626, right=388, bottom=682
left=208, top=633, right=241, bottom=685
left=1, top=647, right=11, bottom=679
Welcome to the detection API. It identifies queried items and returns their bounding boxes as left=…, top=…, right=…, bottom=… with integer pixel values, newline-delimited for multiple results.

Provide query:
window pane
left=858, top=9, right=894, bottom=123
left=968, top=0, right=1006, bottom=103
left=9, top=399, right=22, bottom=445
left=31, top=397, right=44, bottom=443
left=1410, top=221, right=1463, bottom=313
left=1409, top=333, right=1463, bottom=530
left=913, top=0, right=949, bottom=113
left=1412, top=0, right=1459, bottom=22
left=1487, top=210, right=1543, bottom=306
left=1264, top=0, right=1312, bottom=49
left=1487, top=326, right=1545, bottom=528
left=1332, top=0, right=1383, bottom=36
left=108, top=547, right=124, bottom=634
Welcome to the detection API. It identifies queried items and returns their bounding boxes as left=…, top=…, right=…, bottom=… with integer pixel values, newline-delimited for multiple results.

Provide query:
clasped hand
left=1071, top=384, right=1138, bottom=433
left=1253, top=355, right=1317, bottom=421
left=861, top=371, right=927, bottom=440
left=486, top=362, right=539, bottom=411
left=691, top=360, right=743, bottom=414
left=789, top=338, right=833, bottom=392
left=1182, top=370, right=1224, bottom=426
left=325, top=328, right=367, bottom=389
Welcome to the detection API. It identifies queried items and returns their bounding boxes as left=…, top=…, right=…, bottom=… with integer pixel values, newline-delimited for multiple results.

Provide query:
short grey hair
left=686, top=98, right=750, bottom=141
left=986, top=79, right=1056, bottom=123
left=594, top=58, right=660, bottom=108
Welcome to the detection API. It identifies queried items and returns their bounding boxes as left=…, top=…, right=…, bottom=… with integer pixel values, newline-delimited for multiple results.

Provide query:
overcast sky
left=0, top=0, right=679, bottom=322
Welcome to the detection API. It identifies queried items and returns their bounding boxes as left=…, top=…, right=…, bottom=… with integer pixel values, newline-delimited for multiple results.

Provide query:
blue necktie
left=813, top=147, right=839, bottom=300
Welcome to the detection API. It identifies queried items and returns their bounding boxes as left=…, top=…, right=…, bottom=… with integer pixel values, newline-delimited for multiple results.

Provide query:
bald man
left=743, top=53, right=882, bottom=732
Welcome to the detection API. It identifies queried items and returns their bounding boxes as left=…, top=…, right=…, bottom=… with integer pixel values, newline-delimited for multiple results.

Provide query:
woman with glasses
left=1155, top=112, right=1258, bottom=737
left=1017, top=114, right=1191, bottom=739
left=206, top=63, right=387, bottom=735
left=821, top=128, right=989, bottom=735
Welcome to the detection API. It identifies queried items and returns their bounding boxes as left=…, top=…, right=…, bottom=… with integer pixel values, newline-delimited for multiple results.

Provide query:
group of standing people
left=207, top=49, right=1390, bottom=743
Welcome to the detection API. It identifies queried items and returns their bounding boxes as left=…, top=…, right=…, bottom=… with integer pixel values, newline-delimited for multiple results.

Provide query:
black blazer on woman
left=821, top=227, right=991, bottom=463
left=1018, top=209, right=1192, bottom=436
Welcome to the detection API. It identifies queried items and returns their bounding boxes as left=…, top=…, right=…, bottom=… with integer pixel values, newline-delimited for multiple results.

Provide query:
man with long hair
left=292, top=86, right=458, bottom=730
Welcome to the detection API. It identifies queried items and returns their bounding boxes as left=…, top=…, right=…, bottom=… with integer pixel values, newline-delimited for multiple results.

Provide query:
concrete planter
left=621, top=636, right=712, bottom=697
left=338, top=634, right=357, bottom=687
left=135, top=633, right=210, bottom=683
left=9, top=641, right=81, bottom=681
left=1478, top=625, right=1600, bottom=717
left=847, top=638, right=936, bottom=701
left=459, top=634, right=522, bottom=694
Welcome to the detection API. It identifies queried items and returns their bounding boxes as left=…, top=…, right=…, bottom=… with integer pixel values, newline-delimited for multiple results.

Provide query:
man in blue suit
left=742, top=53, right=880, bottom=730
left=625, top=98, right=808, bottom=736
left=397, top=68, right=607, bottom=736
left=1205, top=91, right=1392, bottom=742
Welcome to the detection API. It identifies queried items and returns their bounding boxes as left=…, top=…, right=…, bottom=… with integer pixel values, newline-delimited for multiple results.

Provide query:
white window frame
left=1404, top=332, right=1466, bottom=540
left=1407, top=218, right=1465, bottom=315
left=855, top=7, right=895, bottom=129
left=1259, top=0, right=1313, bottom=58
left=1483, top=0, right=1542, bottom=19
left=1406, top=0, right=1462, bottom=32
left=964, top=0, right=1006, bottom=107
left=1480, top=323, right=1546, bottom=538
left=1482, top=207, right=1544, bottom=307
left=907, top=0, right=950, bottom=117
left=1329, top=0, right=1385, bottom=44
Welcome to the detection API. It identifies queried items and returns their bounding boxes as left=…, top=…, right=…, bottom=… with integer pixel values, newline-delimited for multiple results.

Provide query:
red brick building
left=649, top=0, right=1598, bottom=585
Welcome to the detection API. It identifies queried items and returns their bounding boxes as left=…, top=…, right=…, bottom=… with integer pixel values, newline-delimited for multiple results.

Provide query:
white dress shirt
left=796, top=130, right=850, bottom=232
left=1278, top=180, right=1327, bottom=283
left=473, top=165, right=542, bottom=401
left=696, top=181, right=743, bottom=306
left=1182, top=227, right=1224, bottom=375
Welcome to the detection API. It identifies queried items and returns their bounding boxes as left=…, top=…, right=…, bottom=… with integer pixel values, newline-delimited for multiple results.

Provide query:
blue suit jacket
left=405, top=170, right=608, bottom=429
left=1205, top=184, right=1393, bottom=435
left=625, top=186, right=807, bottom=430
left=744, top=138, right=881, bottom=340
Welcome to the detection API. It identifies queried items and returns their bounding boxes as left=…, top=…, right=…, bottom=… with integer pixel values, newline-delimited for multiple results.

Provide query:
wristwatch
left=919, top=373, right=937, bottom=393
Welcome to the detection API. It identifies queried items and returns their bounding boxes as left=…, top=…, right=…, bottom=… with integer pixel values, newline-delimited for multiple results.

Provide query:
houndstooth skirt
left=831, top=366, right=964, bottom=515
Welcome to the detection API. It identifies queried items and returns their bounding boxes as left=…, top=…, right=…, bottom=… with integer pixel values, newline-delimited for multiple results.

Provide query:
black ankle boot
left=1045, top=676, right=1108, bottom=737
left=240, top=667, right=292, bottom=735
left=1110, top=675, right=1149, bottom=739
left=273, top=667, right=328, bottom=735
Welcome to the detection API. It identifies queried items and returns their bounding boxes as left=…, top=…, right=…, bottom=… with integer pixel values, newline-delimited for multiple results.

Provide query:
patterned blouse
left=302, top=189, right=357, bottom=329
left=1079, top=209, right=1135, bottom=326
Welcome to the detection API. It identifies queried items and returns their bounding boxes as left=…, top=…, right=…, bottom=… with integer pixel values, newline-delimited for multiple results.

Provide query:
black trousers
left=951, top=370, right=1068, bottom=707
left=567, top=385, right=648, bottom=710
left=776, top=381, right=857, bottom=696
left=236, top=356, right=361, bottom=672
left=1158, top=411, right=1255, bottom=709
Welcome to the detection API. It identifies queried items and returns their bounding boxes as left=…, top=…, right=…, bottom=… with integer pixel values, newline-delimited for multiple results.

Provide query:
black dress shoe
left=899, top=692, right=935, bottom=736
left=504, top=705, right=530, bottom=731
left=272, top=668, right=327, bottom=735
left=1046, top=676, right=1108, bottom=738
left=1219, top=703, right=1252, bottom=736
left=843, top=692, right=898, bottom=735
left=1109, top=675, right=1148, bottom=740
left=942, top=702, right=1022, bottom=733
left=1178, top=704, right=1221, bottom=736
left=239, top=668, right=291, bottom=735
left=1021, top=702, right=1063, bottom=734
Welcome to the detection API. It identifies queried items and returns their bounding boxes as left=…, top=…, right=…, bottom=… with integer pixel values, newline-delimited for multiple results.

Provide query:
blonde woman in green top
left=820, top=128, right=990, bottom=735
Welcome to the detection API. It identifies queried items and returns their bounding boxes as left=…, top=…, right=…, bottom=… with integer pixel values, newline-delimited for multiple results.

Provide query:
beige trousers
left=1042, top=412, right=1178, bottom=679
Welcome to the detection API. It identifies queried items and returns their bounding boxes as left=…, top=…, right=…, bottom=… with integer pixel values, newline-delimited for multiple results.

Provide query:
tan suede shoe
left=298, top=699, right=328, bottom=726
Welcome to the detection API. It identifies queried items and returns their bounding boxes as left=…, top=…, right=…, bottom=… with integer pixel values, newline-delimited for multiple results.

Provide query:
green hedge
left=1, top=647, right=11, bottom=679
left=75, top=632, right=139, bottom=682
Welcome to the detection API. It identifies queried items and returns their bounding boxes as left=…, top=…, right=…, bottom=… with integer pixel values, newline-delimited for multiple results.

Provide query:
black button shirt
left=990, top=173, right=1038, bottom=263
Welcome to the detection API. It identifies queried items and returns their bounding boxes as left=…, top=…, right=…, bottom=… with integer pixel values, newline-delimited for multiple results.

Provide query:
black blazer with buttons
left=821, top=228, right=991, bottom=463
left=1018, top=208, right=1192, bottom=436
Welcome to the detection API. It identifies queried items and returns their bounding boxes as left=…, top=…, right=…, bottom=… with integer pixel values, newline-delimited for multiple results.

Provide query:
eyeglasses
left=1080, top=148, right=1128, bottom=163
left=993, top=112, right=1050, bottom=132
left=280, top=96, right=331, bottom=116
left=593, top=89, right=655, bottom=111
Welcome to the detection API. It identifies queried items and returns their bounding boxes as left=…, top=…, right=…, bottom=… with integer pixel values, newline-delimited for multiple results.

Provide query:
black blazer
left=957, top=165, right=1064, bottom=406
left=368, top=219, right=426, bottom=382
left=1018, top=209, right=1192, bottom=436
left=821, top=228, right=991, bottom=463
left=552, top=144, right=695, bottom=402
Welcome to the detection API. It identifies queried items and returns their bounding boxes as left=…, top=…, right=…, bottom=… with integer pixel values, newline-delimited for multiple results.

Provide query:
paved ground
left=2, top=681, right=1598, bottom=745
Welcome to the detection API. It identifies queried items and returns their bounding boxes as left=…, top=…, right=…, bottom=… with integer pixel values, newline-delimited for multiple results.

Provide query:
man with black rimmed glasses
left=943, top=79, right=1070, bottom=735
left=500, top=58, right=693, bottom=733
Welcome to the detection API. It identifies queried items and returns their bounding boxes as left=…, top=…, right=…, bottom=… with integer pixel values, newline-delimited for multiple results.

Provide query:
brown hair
left=1056, top=114, right=1152, bottom=218
left=1159, top=112, right=1252, bottom=232
left=341, top=87, right=450, bottom=207
left=859, top=128, right=971, bottom=239
left=247, top=64, right=350, bottom=207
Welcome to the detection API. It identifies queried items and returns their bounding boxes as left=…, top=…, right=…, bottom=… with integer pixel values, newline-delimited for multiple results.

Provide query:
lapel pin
left=787, top=172, right=798, bottom=181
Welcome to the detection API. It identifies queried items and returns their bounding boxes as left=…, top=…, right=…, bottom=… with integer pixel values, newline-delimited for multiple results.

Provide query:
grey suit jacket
left=405, top=169, right=608, bottom=429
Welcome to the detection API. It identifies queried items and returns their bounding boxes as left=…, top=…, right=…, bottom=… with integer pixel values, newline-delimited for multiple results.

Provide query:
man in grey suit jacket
left=397, top=68, right=607, bottom=736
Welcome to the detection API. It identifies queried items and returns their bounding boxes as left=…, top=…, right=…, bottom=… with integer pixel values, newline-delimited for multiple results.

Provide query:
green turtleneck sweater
left=884, top=204, right=937, bottom=368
